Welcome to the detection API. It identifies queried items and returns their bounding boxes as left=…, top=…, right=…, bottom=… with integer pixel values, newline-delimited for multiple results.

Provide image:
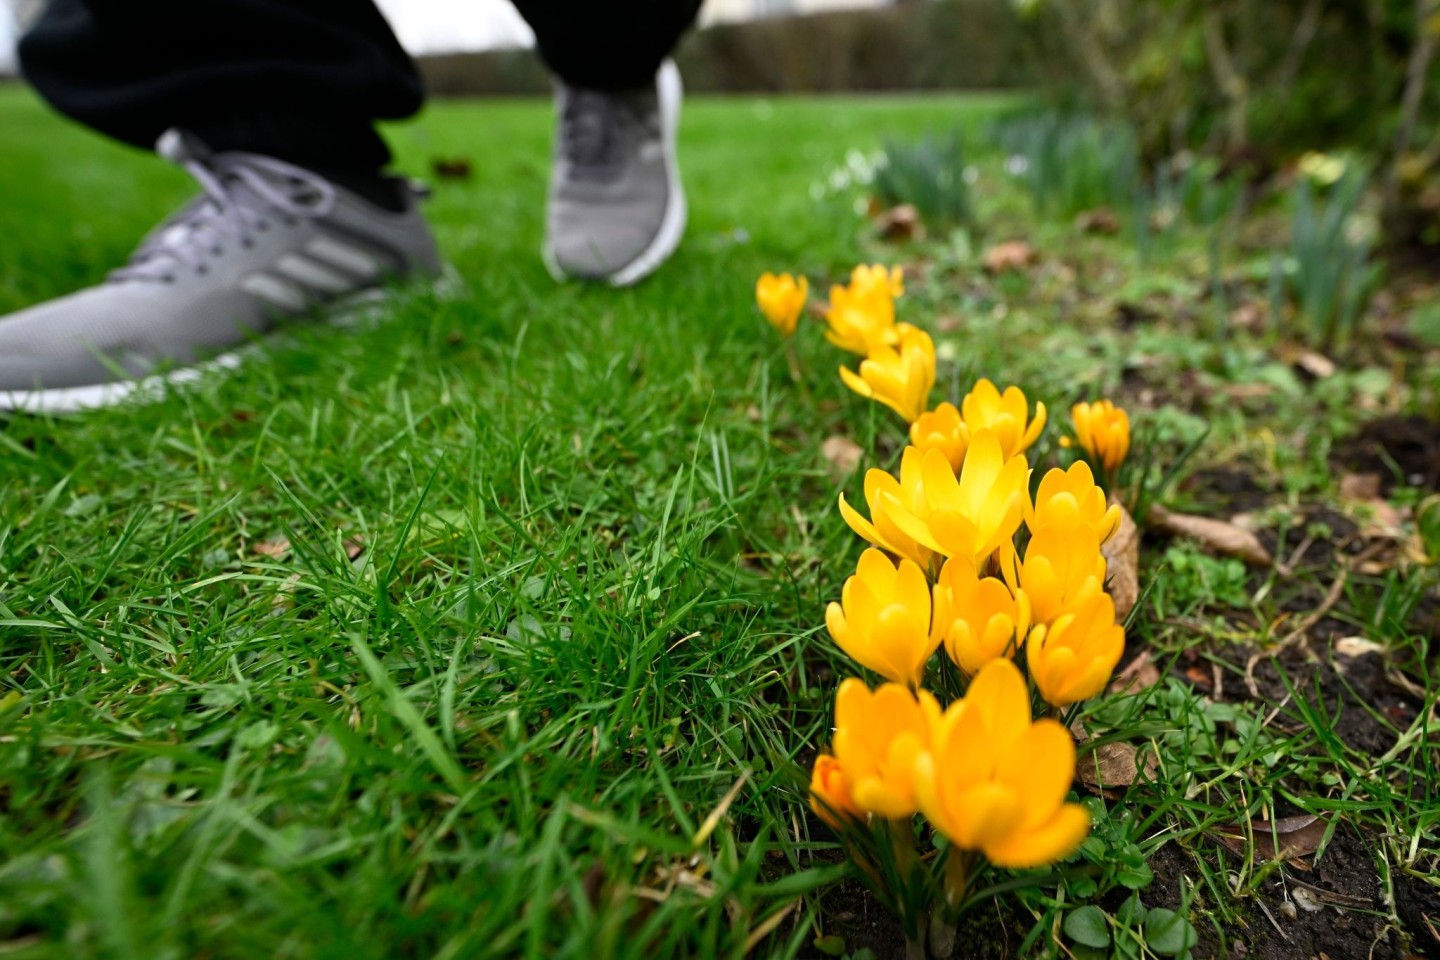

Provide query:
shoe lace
left=560, top=89, right=642, bottom=180
left=112, top=129, right=337, bottom=284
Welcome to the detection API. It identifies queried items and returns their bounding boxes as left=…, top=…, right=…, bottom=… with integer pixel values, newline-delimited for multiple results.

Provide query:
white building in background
left=703, top=0, right=894, bottom=23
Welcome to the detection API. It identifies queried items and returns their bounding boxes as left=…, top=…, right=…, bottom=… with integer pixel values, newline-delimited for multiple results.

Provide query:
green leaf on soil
left=1143, top=907, right=1198, bottom=955
left=1064, top=905, right=1112, bottom=948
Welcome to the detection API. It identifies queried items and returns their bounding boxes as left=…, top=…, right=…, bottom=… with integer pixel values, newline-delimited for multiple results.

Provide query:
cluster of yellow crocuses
left=756, top=265, right=1136, bottom=942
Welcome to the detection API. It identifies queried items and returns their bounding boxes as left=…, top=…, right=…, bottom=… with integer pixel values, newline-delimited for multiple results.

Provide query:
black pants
left=18, top=0, right=702, bottom=172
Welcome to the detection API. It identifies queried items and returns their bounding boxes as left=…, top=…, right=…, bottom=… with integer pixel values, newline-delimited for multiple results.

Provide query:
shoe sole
left=0, top=270, right=460, bottom=416
left=543, top=59, right=687, bottom=288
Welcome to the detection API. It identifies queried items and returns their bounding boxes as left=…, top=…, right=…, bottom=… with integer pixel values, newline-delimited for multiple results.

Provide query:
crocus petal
left=984, top=803, right=1090, bottom=868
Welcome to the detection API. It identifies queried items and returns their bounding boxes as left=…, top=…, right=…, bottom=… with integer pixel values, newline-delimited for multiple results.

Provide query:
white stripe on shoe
left=274, top=254, right=355, bottom=295
left=239, top=273, right=310, bottom=312
left=304, top=236, right=380, bottom=280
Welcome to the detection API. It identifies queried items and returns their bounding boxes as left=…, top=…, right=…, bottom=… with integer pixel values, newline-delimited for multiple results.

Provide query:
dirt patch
left=1334, top=415, right=1440, bottom=493
left=1394, top=869, right=1440, bottom=959
left=1227, top=643, right=1424, bottom=757
left=811, top=877, right=908, bottom=959
left=1147, top=828, right=1407, bottom=960
left=1178, top=468, right=1276, bottom=515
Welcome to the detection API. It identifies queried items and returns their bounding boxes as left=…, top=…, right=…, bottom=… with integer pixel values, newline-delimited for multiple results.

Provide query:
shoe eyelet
left=196, top=265, right=209, bottom=276
left=164, top=275, right=176, bottom=284
left=241, top=238, right=255, bottom=249
left=212, top=246, right=224, bottom=256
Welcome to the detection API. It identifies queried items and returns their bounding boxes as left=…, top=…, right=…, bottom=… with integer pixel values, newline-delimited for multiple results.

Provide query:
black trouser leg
left=17, top=0, right=421, bottom=171
left=512, top=0, right=704, bottom=90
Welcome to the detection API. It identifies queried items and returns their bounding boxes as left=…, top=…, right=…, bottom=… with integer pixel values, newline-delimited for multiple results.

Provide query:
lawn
left=0, top=83, right=1438, bottom=960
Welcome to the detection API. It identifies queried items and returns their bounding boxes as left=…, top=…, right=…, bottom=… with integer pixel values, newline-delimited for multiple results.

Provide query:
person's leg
left=18, top=0, right=421, bottom=182
left=513, top=0, right=703, bottom=286
left=0, top=0, right=440, bottom=413
left=511, top=0, right=702, bottom=91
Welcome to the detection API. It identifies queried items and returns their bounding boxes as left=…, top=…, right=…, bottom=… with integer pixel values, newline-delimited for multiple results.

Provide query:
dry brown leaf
left=430, top=156, right=473, bottom=180
left=1103, top=503, right=1140, bottom=620
left=1222, top=382, right=1275, bottom=400
left=252, top=537, right=291, bottom=560
left=1109, top=651, right=1161, bottom=695
left=1149, top=505, right=1274, bottom=567
left=1075, top=207, right=1120, bottom=235
left=1340, top=472, right=1383, bottom=501
left=1229, top=303, right=1266, bottom=332
left=821, top=436, right=864, bottom=481
left=1334, top=635, right=1385, bottom=657
left=1077, top=741, right=1158, bottom=792
left=934, top=314, right=964, bottom=334
left=1212, top=814, right=1328, bottom=863
left=1295, top=349, right=1337, bottom=379
left=982, top=240, right=1036, bottom=274
left=873, top=204, right=925, bottom=242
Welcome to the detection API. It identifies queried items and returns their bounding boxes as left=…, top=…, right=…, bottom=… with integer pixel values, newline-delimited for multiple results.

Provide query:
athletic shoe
left=543, top=59, right=686, bottom=286
left=0, top=129, right=442, bottom=414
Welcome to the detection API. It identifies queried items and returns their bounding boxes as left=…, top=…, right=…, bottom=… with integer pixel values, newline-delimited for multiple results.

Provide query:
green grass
left=0, top=88, right=1015, bottom=958
left=3, top=84, right=1439, bottom=960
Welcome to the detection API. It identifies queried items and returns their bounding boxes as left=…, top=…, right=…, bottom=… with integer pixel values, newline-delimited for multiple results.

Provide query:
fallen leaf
left=982, top=240, right=1036, bottom=274
left=252, top=537, right=291, bottom=560
left=1075, top=207, right=1120, bottom=235
left=1334, top=635, right=1385, bottom=657
left=430, top=156, right=473, bottom=180
left=1183, top=664, right=1214, bottom=691
left=1077, top=741, right=1158, bottom=792
left=1222, top=382, right=1275, bottom=400
left=1103, top=503, right=1141, bottom=619
left=1296, top=350, right=1337, bottom=379
left=1149, top=505, right=1274, bottom=567
left=1339, top=472, right=1382, bottom=501
left=1109, top=651, right=1161, bottom=694
left=873, top=204, right=925, bottom=242
left=821, top=436, right=864, bottom=481
left=934, top=314, right=964, bottom=334
left=344, top=536, right=366, bottom=561
left=1212, top=814, right=1328, bottom=863
left=1229, top=303, right=1266, bottom=331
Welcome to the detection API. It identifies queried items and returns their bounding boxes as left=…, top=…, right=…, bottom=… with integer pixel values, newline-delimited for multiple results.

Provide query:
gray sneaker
left=0, top=129, right=442, bottom=414
left=543, top=59, right=686, bottom=286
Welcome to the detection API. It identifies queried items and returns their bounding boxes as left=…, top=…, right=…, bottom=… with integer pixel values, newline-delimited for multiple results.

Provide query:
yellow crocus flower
left=960, top=379, right=1047, bottom=459
left=1026, top=461, right=1122, bottom=544
left=931, top=558, right=1031, bottom=676
left=850, top=263, right=905, bottom=300
left=825, top=548, right=939, bottom=688
left=839, top=434, right=1028, bottom=576
left=809, top=754, right=864, bottom=829
left=839, top=324, right=936, bottom=423
left=1026, top=589, right=1126, bottom=707
left=1071, top=400, right=1131, bottom=473
left=889, top=431, right=1030, bottom=575
left=1008, top=520, right=1108, bottom=626
left=833, top=678, right=942, bottom=819
left=755, top=272, right=809, bottom=337
left=914, top=659, right=1090, bottom=868
left=909, top=402, right=969, bottom=473
left=825, top=282, right=898, bottom=356
left=838, top=447, right=939, bottom=572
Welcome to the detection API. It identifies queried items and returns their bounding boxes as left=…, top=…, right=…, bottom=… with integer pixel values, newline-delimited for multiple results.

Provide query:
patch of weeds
left=1148, top=543, right=1253, bottom=618
left=872, top=131, right=980, bottom=235
left=1274, top=170, right=1383, bottom=354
